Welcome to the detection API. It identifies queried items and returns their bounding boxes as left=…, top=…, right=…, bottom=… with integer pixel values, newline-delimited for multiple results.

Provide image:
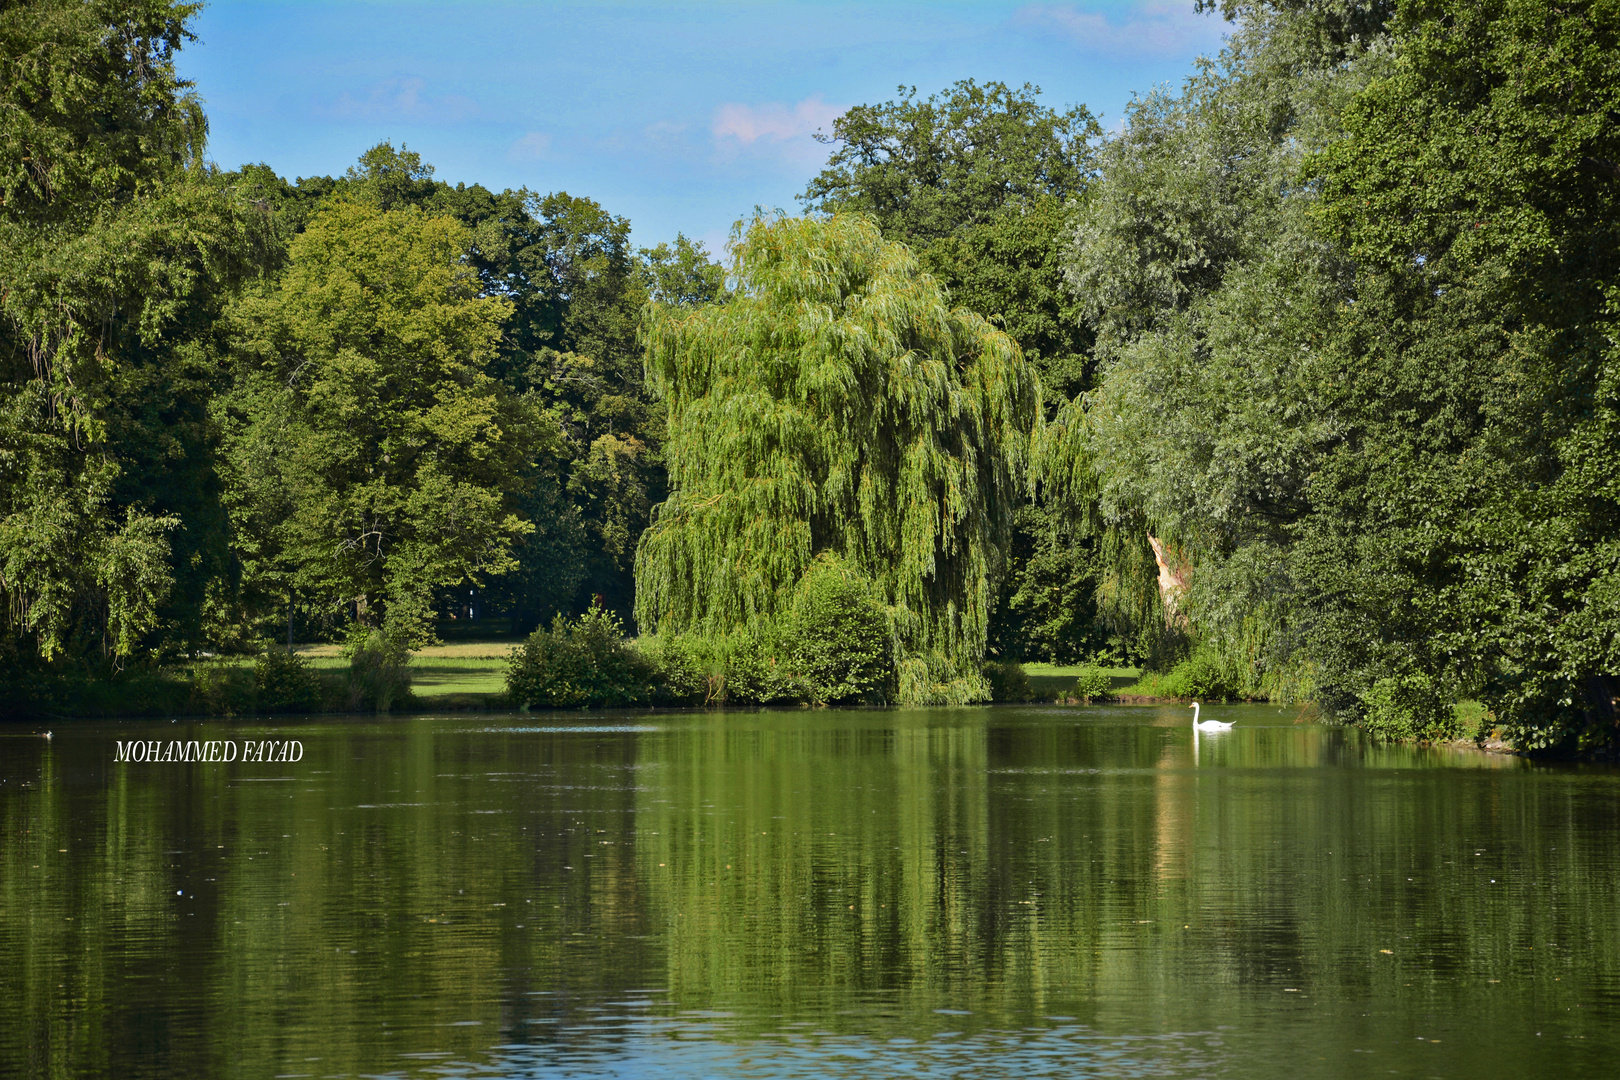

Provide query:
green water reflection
left=3, top=705, right=1618, bottom=1078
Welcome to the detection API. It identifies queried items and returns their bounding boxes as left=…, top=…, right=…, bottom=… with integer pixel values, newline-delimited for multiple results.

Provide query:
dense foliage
left=224, top=144, right=698, bottom=635
left=1059, top=0, right=1383, bottom=698
left=636, top=213, right=1040, bottom=703
left=785, top=555, right=894, bottom=705
left=1059, top=0, right=1618, bottom=751
left=1303, top=0, right=1620, bottom=750
left=802, top=81, right=1107, bottom=665
left=220, top=197, right=534, bottom=646
left=5, top=0, right=1615, bottom=751
left=1, top=0, right=719, bottom=708
left=506, top=573, right=895, bottom=711
left=505, top=606, right=657, bottom=709
left=1, top=0, right=268, bottom=669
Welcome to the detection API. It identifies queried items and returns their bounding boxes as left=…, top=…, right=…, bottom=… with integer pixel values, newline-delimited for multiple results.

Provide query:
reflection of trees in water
left=1, top=720, right=663, bottom=1074
left=637, top=719, right=994, bottom=1011
left=3, top=716, right=1617, bottom=1077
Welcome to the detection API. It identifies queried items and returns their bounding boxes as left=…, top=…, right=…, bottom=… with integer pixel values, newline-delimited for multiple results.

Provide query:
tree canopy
left=1, top=0, right=268, bottom=664
left=635, top=214, right=1041, bottom=702
left=1298, top=0, right=1620, bottom=748
left=802, top=79, right=1099, bottom=247
left=219, top=197, right=538, bottom=645
left=802, top=78, right=1099, bottom=403
left=802, top=80, right=1107, bottom=665
left=1053, top=0, right=1620, bottom=750
left=221, top=141, right=722, bottom=631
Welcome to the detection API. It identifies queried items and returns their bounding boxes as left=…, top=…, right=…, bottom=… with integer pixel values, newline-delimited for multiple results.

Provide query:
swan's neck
left=1191, top=703, right=1200, bottom=726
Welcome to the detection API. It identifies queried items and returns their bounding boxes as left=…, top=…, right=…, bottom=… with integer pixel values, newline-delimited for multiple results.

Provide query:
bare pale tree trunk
left=1147, top=534, right=1191, bottom=629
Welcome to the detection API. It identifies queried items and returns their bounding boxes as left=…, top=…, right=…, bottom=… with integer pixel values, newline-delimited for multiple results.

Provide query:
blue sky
left=180, top=1, right=1228, bottom=252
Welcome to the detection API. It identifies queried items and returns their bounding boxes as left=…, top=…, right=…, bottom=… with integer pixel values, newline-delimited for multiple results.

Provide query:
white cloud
left=712, top=94, right=842, bottom=146
left=322, top=75, right=478, bottom=123
left=1012, top=2, right=1227, bottom=58
left=507, top=131, right=552, bottom=161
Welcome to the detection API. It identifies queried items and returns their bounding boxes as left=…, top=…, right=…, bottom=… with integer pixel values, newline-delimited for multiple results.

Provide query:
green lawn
left=1020, top=663, right=1141, bottom=699
left=263, top=649, right=1154, bottom=707
left=409, top=656, right=509, bottom=697
left=298, top=650, right=1146, bottom=705
left=290, top=641, right=514, bottom=702
left=1454, top=700, right=1493, bottom=740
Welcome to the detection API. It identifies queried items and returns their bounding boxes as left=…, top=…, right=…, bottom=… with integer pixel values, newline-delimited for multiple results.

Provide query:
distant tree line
left=2, top=0, right=719, bottom=667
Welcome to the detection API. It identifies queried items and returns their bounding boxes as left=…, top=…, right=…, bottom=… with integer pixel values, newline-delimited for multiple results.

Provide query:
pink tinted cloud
left=712, top=94, right=843, bottom=145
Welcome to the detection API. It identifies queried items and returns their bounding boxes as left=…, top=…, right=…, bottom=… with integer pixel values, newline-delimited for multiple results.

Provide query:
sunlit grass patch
left=1023, top=663, right=1139, bottom=699
left=288, top=640, right=513, bottom=701
left=411, top=642, right=520, bottom=660
left=1454, top=700, right=1493, bottom=740
left=1022, top=663, right=1139, bottom=679
left=411, top=660, right=507, bottom=698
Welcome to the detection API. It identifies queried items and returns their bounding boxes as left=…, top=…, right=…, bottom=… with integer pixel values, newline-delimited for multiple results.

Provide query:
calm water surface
left=3, top=704, right=1618, bottom=1078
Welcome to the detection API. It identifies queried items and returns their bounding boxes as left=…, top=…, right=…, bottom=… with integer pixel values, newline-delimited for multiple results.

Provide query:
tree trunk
left=1146, top=534, right=1191, bottom=629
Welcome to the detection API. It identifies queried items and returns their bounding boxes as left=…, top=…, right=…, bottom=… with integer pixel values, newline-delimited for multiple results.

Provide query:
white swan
left=1192, top=701, right=1232, bottom=731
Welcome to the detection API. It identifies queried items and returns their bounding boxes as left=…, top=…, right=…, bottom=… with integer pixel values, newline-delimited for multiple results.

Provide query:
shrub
left=640, top=630, right=809, bottom=707
left=642, top=634, right=709, bottom=705
left=255, top=650, right=321, bottom=712
left=1158, top=647, right=1234, bottom=701
left=1492, top=675, right=1620, bottom=756
left=346, top=631, right=413, bottom=712
left=185, top=662, right=257, bottom=716
left=1071, top=665, right=1112, bottom=702
left=1360, top=673, right=1457, bottom=742
left=984, top=660, right=1032, bottom=703
left=719, top=632, right=808, bottom=705
left=787, top=556, right=894, bottom=704
left=898, top=651, right=992, bottom=704
left=506, top=606, right=655, bottom=709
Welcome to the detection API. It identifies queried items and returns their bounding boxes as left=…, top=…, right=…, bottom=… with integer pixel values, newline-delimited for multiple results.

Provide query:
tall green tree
left=520, top=192, right=666, bottom=618
left=802, top=79, right=1098, bottom=246
left=225, top=146, right=721, bottom=631
left=635, top=214, right=1041, bottom=703
left=1058, top=0, right=1392, bottom=690
left=219, top=198, right=537, bottom=645
left=640, top=234, right=730, bottom=308
left=1302, top=0, right=1620, bottom=749
left=803, top=80, right=1104, bottom=663
left=802, top=79, right=1099, bottom=402
left=0, top=0, right=268, bottom=665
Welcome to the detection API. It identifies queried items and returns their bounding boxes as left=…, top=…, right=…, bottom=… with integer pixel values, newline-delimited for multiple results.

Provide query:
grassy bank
left=8, top=647, right=1508, bottom=756
left=18, top=653, right=1143, bottom=720
left=1020, top=664, right=1141, bottom=701
left=8, top=640, right=518, bottom=721
left=291, top=642, right=513, bottom=702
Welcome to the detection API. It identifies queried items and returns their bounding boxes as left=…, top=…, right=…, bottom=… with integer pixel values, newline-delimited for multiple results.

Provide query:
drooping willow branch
left=635, top=213, right=1041, bottom=701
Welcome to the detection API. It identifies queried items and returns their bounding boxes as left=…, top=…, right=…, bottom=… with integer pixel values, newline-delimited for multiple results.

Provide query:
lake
left=3, top=703, right=1618, bottom=1078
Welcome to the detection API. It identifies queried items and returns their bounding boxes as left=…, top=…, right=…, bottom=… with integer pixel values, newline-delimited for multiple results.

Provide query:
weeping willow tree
left=635, top=214, right=1041, bottom=703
